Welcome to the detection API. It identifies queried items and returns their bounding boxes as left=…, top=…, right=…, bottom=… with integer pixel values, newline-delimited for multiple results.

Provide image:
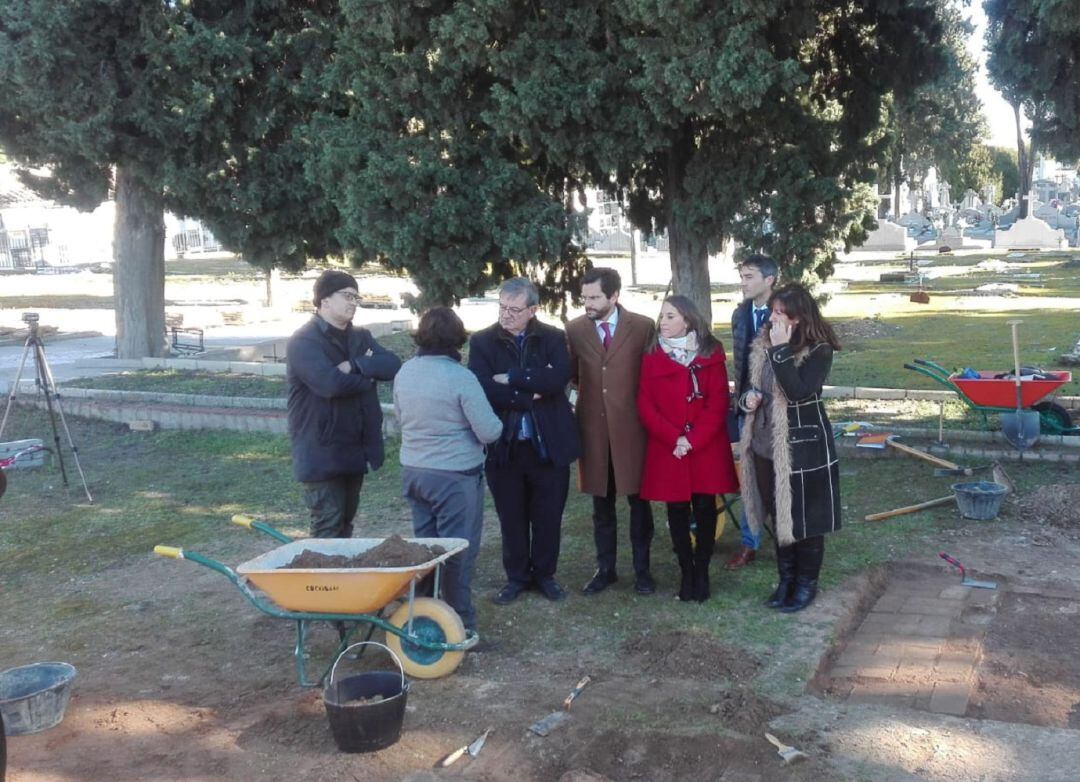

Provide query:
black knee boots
left=780, top=535, right=825, bottom=613
left=692, top=512, right=716, bottom=603
left=667, top=506, right=695, bottom=601
left=668, top=496, right=717, bottom=603
left=766, top=543, right=797, bottom=608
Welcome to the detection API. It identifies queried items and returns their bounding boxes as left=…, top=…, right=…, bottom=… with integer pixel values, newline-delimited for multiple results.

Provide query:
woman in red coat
left=637, top=295, right=739, bottom=602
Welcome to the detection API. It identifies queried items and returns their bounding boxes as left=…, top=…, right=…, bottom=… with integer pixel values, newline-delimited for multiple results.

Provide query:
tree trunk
left=113, top=166, right=166, bottom=358
left=665, top=125, right=712, bottom=324
left=893, top=163, right=903, bottom=219
left=629, top=228, right=639, bottom=286
left=1013, top=103, right=1030, bottom=219
left=264, top=267, right=275, bottom=307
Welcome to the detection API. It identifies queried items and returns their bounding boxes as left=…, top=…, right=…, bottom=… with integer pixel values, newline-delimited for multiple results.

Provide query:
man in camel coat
left=567, top=267, right=657, bottom=595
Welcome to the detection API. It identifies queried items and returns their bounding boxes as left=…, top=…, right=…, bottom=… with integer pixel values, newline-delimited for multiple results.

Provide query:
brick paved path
left=824, top=569, right=1000, bottom=716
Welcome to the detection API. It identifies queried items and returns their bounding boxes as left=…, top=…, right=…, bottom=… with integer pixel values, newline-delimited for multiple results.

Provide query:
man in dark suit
left=725, top=254, right=778, bottom=569
left=468, top=278, right=581, bottom=605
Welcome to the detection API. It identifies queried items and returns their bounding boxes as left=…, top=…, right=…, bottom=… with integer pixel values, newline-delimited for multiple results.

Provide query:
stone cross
left=1022, top=190, right=1038, bottom=214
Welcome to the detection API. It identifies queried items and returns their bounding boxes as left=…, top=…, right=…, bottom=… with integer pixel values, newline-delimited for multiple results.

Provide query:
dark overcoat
left=637, top=346, right=739, bottom=503
left=731, top=299, right=756, bottom=400
left=286, top=316, right=401, bottom=482
left=468, top=318, right=581, bottom=468
left=737, top=334, right=842, bottom=545
left=566, top=306, right=654, bottom=496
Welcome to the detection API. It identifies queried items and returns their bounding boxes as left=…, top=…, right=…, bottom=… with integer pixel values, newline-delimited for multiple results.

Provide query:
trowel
left=939, top=552, right=997, bottom=589
left=434, top=727, right=493, bottom=768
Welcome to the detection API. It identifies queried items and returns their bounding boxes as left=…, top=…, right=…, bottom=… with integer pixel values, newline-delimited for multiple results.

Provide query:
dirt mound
left=1024, top=484, right=1080, bottom=528
left=833, top=318, right=901, bottom=341
left=707, top=687, right=786, bottom=733
left=620, top=630, right=759, bottom=682
left=284, top=535, right=446, bottom=569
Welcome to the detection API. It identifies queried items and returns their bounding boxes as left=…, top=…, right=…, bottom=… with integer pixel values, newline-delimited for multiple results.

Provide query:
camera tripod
left=0, top=313, right=93, bottom=503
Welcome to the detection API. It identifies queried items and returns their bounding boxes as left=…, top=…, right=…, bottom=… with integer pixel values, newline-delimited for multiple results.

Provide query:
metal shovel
left=1000, top=320, right=1040, bottom=457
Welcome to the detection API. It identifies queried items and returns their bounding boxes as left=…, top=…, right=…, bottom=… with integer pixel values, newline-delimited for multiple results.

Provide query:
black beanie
left=313, top=269, right=359, bottom=307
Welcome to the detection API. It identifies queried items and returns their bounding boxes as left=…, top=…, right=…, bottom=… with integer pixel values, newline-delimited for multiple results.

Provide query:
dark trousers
left=402, top=465, right=485, bottom=631
left=592, top=454, right=654, bottom=575
left=301, top=474, right=365, bottom=538
left=486, top=441, right=570, bottom=587
left=753, top=454, right=825, bottom=580
left=666, top=494, right=717, bottom=564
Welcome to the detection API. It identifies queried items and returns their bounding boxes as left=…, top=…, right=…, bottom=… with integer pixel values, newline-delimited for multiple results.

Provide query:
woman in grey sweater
left=393, top=307, right=502, bottom=632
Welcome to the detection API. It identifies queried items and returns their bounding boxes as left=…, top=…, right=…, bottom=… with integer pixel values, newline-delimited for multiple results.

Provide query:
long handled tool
left=1000, top=320, right=1040, bottom=457
left=865, top=495, right=955, bottom=522
left=876, top=434, right=989, bottom=477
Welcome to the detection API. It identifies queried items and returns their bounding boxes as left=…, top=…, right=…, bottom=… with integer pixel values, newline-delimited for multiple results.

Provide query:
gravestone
left=920, top=224, right=980, bottom=251
left=993, top=215, right=1068, bottom=250
left=862, top=220, right=916, bottom=251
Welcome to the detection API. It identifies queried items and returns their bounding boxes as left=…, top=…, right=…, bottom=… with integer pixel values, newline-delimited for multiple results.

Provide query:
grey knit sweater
left=393, top=355, right=503, bottom=471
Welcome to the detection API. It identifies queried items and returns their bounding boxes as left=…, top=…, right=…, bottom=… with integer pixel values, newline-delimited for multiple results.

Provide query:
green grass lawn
left=715, top=307, right=1078, bottom=395
left=66, top=369, right=287, bottom=397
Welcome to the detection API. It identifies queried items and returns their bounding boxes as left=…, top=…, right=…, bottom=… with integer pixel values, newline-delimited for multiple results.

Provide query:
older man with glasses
left=468, top=277, right=581, bottom=605
left=286, top=269, right=401, bottom=538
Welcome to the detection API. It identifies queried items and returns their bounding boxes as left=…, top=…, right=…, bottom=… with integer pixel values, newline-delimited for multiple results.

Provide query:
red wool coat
left=637, top=346, right=739, bottom=503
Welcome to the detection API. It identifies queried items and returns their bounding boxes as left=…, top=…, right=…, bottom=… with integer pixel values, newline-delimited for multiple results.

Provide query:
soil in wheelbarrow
left=282, top=534, right=446, bottom=570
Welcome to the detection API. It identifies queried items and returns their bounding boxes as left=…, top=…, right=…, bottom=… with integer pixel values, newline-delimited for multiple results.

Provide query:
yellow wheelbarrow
left=154, top=515, right=478, bottom=686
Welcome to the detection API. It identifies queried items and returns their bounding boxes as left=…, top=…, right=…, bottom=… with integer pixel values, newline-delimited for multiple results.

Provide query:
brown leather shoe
left=723, top=546, right=757, bottom=570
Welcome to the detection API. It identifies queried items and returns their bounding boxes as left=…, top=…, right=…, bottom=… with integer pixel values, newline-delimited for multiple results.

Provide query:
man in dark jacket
left=726, top=254, right=777, bottom=569
left=286, top=269, right=401, bottom=538
left=469, top=277, right=581, bottom=605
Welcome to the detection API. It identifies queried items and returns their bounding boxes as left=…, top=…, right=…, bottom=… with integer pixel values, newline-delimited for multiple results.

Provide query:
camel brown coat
left=567, top=305, right=655, bottom=496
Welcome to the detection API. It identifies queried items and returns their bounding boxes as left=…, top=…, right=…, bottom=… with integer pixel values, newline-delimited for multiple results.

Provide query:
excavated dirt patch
left=969, top=591, right=1080, bottom=729
left=620, top=630, right=760, bottom=683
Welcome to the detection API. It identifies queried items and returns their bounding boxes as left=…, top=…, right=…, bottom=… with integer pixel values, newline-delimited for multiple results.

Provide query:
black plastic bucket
left=323, top=642, right=409, bottom=753
left=952, top=481, right=1008, bottom=521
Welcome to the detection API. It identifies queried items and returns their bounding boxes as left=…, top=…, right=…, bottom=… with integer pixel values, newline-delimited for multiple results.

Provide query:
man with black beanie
left=286, top=269, right=401, bottom=537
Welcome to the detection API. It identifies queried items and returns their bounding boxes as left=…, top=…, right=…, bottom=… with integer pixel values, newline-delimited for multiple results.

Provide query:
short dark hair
left=413, top=306, right=467, bottom=352
left=739, top=254, right=779, bottom=285
left=582, top=267, right=621, bottom=298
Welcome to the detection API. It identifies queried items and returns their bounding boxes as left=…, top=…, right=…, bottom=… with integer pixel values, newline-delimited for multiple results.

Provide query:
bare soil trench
left=4, top=569, right=823, bottom=782
left=6, top=469, right=1080, bottom=781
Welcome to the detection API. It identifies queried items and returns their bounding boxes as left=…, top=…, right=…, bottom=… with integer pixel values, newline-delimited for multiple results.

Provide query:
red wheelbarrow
left=904, top=359, right=1076, bottom=436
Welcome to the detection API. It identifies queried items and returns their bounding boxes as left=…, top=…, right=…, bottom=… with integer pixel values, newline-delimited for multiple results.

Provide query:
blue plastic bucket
left=952, top=481, right=1008, bottom=521
left=0, top=663, right=77, bottom=736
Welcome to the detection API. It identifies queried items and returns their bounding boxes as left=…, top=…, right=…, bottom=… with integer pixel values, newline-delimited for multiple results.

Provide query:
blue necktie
left=754, top=308, right=768, bottom=333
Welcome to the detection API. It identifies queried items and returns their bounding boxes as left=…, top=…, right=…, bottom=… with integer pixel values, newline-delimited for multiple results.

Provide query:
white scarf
left=659, top=331, right=699, bottom=366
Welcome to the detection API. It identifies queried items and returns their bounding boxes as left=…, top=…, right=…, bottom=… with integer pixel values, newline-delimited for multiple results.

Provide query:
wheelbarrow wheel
left=385, top=597, right=466, bottom=679
left=1033, top=401, right=1073, bottom=434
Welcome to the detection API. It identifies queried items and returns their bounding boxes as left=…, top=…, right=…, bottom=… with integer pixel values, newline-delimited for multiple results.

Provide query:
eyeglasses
left=498, top=304, right=532, bottom=316
left=335, top=291, right=361, bottom=303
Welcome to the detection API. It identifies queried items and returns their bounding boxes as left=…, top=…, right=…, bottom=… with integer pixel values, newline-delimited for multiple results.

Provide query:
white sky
left=967, top=3, right=1026, bottom=149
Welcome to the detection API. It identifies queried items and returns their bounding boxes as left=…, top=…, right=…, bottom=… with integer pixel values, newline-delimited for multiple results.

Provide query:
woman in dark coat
left=638, top=295, right=739, bottom=602
left=737, top=283, right=842, bottom=613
